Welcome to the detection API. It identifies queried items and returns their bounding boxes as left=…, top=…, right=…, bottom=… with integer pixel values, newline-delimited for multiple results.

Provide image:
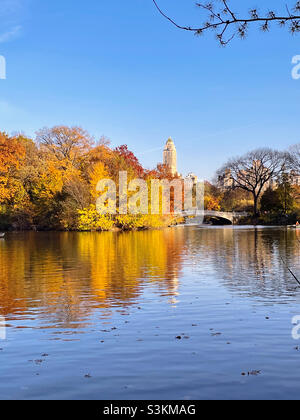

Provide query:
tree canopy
left=218, top=148, right=287, bottom=216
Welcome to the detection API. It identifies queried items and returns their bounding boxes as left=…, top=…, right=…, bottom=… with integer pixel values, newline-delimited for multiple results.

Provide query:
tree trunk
left=253, top=193, right=259, bottom=219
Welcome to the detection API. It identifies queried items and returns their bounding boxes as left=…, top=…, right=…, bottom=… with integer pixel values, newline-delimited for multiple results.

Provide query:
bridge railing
left=181, top=210, right=249, bottom=217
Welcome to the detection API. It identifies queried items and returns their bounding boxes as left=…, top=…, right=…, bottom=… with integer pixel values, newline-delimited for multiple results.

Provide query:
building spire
left=163, top=137, right=177, bottom=175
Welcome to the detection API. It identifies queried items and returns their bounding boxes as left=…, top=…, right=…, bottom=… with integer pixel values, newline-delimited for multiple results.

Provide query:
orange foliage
left=204, top=194, right=221, bottom=211
left=0, top=133, right=26, bottom=203
left=0, top=126, right=191, bottom=230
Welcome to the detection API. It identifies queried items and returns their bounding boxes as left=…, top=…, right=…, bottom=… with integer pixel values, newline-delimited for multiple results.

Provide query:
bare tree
left=63, top=174, right=91, bottom=210
left=36, top=126, right=94, bottom=168
left=288, top=143, right=300, bottom=171
left=286, top=144, right=300, bottom=202
left=152, top=0, right=300, bottom=45
left=218, top=148, right=287, bottom=216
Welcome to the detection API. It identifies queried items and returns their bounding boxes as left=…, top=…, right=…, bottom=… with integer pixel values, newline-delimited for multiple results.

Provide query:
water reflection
left=0, top=230, right=185, bottom=325
left=185, top=227, right=300, bottom=300
left=1, top=227, right=300, bottom=326
left=2, top=227, right=300, bottom=400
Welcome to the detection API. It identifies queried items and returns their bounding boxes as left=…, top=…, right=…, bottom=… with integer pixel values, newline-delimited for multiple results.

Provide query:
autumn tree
left=36, top=126, right=94, bottom=169
left=261, top=177, right=295, bottom=217
left=148, top=163, right=176, bottom=181
left=89, top=162, right=109, bottom=200
left=220, top=188, right=252, bottom=212
left=152, top=0, right=300, bottom=45
left=276, top=173, right=295, bottom=215
left=114, top=145, right=144, bottom=178
left=260, top=188, right=281, bottom=214
left=218, top=148, right=287, bottom=216
left=0, top=132, right=25, bottom=204
left=204, top=182, right=221, bottom=211
left=84, top=140, right=112, bottom=168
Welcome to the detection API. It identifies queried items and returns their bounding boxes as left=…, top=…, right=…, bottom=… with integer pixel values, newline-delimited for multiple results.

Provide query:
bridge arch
left=204, top=215, right=232, bottom=225
left=184, top=211, right=249, bottom=226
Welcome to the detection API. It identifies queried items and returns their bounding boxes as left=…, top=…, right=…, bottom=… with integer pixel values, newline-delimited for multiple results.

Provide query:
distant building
left=162, top=138, right=199, bottom=183
left=185, top=173, right=198, bottom=185
left=218, top=162, right=276, bottom=192
left=218, top=169, right=234, bottom=191
left=163, top=138, right=177, bottom=176
left=218, top=165, right=300, bottom=192
left=290, top=171, right=300, bottom=186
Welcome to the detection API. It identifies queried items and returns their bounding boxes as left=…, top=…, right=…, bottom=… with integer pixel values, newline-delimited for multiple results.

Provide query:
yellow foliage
left=116, top=214, right=178, bottom=230
left=78, top=210, right=179, bottom=232
left=204, top=194, right=221, bottom=211
left=32, top=160, right=64, bottom=201
left=0, top=126, right=189, bottom=231
left=89, top=162, right=109, bottom=199
left=78, top=205, right=114, bottom=231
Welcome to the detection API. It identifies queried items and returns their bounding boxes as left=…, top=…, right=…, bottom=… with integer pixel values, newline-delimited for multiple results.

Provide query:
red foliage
left=115, top=145, right=144, bottom=177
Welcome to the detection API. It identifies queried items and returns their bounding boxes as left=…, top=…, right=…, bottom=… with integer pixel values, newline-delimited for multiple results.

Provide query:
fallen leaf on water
left=248, top=370, right=261, bottom=376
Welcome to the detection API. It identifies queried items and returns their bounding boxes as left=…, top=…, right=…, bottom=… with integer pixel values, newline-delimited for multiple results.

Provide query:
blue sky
left=0, top=0, right=299, bottom=180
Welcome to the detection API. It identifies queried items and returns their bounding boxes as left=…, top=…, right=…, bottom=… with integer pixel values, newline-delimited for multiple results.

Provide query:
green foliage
left=260, top=188, right=281, bottom=213
left=259, top=175, right=298, bottom=225
left=276, top=174, right=295, bottom=215
left=261, top=179, right=295, bottom=216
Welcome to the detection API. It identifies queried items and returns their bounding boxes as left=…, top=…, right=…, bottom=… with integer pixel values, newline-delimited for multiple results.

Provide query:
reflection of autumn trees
left=2, top=227, right=299, bottom=326
left=0, top=229, right=184, bottom=324
left=0, top=237, right=28, bottom=316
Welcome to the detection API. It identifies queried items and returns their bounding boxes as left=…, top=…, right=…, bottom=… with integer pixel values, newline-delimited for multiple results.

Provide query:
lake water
left=1, top=227, right=300, bottom=400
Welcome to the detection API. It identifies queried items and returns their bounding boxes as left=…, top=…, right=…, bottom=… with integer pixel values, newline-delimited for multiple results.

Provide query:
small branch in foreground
left=152, top=0, right=300, bottom=45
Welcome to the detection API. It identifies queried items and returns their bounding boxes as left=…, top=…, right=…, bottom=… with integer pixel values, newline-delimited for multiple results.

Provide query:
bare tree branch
left=152, top=0, right=300, bottom=45
left=217, top=148, right=287, bottom=215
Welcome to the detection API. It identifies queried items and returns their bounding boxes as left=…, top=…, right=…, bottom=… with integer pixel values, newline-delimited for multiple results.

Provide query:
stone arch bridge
left=184, top=211, right=249, bottom=225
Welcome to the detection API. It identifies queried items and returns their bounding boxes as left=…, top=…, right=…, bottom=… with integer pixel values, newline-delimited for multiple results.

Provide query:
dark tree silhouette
left=152, top=0, right=300, bottom=45
left=218, top=148, right=287, bottom=216
left=289, top=143, right=300, bottom=172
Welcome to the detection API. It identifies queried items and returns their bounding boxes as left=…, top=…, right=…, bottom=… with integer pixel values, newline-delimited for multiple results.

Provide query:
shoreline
left=1, top=224, right=295, bottom=233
